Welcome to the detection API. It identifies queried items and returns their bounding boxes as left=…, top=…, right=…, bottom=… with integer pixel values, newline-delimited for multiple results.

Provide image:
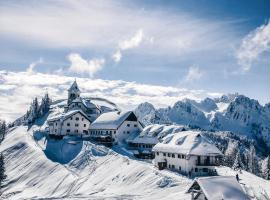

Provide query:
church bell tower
left=68, top=80, right=81, bottom=105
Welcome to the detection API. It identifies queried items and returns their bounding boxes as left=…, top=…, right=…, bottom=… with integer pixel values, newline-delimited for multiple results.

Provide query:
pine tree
left=261, top=156, right=270, bottom=180
left=224, top=140, right=238, bottom=167
left=248, top=145, right=256, bottom=173
left=232, top=150, right=244, bottom=171
left=0, top=153, right=6, bottom=189
left=0, top=120, right=6, bottom=143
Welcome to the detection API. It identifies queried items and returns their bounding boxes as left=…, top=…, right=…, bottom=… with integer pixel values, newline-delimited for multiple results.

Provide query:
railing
left=196, top=161, right=220, bottom=166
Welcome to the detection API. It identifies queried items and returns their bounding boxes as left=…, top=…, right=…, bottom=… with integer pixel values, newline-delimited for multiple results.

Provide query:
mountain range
left=134, top=93, right=270, bottom=148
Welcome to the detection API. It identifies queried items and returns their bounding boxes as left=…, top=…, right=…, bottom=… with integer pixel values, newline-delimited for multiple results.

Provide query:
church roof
left=152, top=131, right=223, bottom=156
left=68, top=80, right=81, bottom=93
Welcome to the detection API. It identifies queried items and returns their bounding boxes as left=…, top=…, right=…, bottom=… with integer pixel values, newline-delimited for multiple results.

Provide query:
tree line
left=205, top=131, right=270, bottom=180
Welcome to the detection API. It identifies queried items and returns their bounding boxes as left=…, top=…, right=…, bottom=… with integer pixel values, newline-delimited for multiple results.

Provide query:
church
left=47, top=80, right=99, bottom=137
left=47, top=80, right=143, bottom=141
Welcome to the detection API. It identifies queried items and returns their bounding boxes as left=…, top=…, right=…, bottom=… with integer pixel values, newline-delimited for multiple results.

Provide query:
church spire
left=68, top=80, right=81, bottom=105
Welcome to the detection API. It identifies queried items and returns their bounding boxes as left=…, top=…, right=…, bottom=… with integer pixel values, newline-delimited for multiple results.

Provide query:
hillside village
left=21, top=80, right=266, bottom=199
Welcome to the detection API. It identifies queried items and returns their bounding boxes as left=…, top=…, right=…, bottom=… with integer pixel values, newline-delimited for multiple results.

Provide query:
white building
left=47, top=110, right=91, bottom=137
left=186, top=176, right=249, bottom=200
left=153, top=131, right=223, bottom=176
left=89, top=111, right=143, bottom=145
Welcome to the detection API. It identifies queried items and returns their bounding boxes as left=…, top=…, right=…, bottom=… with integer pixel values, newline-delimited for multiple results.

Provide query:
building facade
left=153, top=131, right=223, bottom=176
left=89, top=111, right=143, bottom=145
left=48, top=110, right=91, bottom=137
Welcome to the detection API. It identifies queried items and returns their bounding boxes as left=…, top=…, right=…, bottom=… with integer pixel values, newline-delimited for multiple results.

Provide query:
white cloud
left=236, top=19, right=270, bottom=72
left=185, top=66, right=203, bottom=82
left=27, top=58, right=43, bottom=73
left=0, top=1, right=239, bottom=61
left=119, top=29, right=144, bottom=50
left=112, top=50, right=122, bottom=63
left=68, top=53, right=105, bottom=77
left=112, top=29, right=145, bottom=63
left=0, top=70, right=221, bottom=122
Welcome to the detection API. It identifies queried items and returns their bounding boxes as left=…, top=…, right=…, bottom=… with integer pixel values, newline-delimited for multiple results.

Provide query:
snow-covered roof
left=128, top=124, right=187, bottom=145
left=47, top=109, right=90, bottom=123
left=90, top=111, right=137, bottom=130
left=131, top=135, right=159, bottom=145
left=68, top=80, right=81, bottom=93
left=187, top=176, right=249, bottom=200
left=152, top=131, right=222, bottom=156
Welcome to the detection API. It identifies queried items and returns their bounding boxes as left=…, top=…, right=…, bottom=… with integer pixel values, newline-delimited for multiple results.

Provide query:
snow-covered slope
left=1, top=125, right=270, bottom=199
left=0, top=125, right=192, bottom=199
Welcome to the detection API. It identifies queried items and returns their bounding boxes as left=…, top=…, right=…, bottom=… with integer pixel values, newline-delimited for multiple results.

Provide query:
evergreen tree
left=232, top=150, right=244, bottom=171
left=261, top=156, right=270, bottom=180
left=0, top=120, right=6, bottom=143
left=0, top=153, right=6, bottom=189
left=248, top=145, right=256, bottom=173
left=224, top=140, right=238, bottom=167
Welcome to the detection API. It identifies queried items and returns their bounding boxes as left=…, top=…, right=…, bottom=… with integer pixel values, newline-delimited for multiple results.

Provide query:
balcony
left=195, top=156, right=221, bottom=166
left=196, top=161, right=220, bottom=166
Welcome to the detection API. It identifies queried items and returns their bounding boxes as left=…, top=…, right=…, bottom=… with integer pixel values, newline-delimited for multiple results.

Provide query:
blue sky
left=0, top=0, right=270, bottom=120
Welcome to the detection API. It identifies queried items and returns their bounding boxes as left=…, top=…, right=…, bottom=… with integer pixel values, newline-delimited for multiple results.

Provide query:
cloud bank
left=237, top=19, right=270, bottom=72
left=0, top=70, right=221, bottom=122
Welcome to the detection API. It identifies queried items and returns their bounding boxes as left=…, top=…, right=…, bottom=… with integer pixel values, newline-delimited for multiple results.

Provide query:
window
left=55, top=129, right=57, bottom=132
left=84, top=124, right=86, bottom=127
left=179, top=166, right=181, bottom=171
left=163, top=153, right=166, bottom=156
left=195, top=168, right=198, bottom=172
left=76, top=117, right=79, bottom=121
left=127, top=124, right=130, bottom=127
left=168, top=153, right=171, bottom=157
left=67, top=129, right=70, bottom=133
left=168, top=164, right=171, bottom=168
left=134, top=124, right=137, bottom=127
left=203, top=168, right=208, bottom=172
left=172, top=154, right=175, bottom=158
left=178, top=154, right=181, bottom=158
left=70, top=117, right=73, bottom=120
left=156, top=152, right=159, bottom=156
left=171, top=165, right=175, bottom=169
left=114, top=131, right=116, bottom=134
left=182, top=155, right=186, bottom=159
left=127, top=131, right=130, bottom=134
left=75, top=129, right=78, bottom=133
left=82, top=118, right=84, bottom=121
left=67, top=123, right=70, bottom=126
left=106, top=131, right=108, bottom=134
left=56, top=123, right=57, bottom=126
left=75, top=124, right=79, bottom=127
left=110, top=131, right=112, bottom=134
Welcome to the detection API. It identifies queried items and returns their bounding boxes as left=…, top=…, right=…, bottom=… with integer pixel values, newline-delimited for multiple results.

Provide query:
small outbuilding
left=186, top=176, right=250, bottom=200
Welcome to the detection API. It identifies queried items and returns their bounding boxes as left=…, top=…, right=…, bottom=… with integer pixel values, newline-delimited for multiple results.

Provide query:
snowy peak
left=214, top=93, right=239, bottom=104
left=134, top=102, right=157, bottom=126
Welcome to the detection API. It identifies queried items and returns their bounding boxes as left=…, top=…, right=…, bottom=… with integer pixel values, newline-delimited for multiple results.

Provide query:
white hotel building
left=153, top=131, right=223, bottom=176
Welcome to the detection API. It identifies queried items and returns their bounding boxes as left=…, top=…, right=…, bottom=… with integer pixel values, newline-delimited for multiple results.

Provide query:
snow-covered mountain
left=135, top=94, right=270, bottom=148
